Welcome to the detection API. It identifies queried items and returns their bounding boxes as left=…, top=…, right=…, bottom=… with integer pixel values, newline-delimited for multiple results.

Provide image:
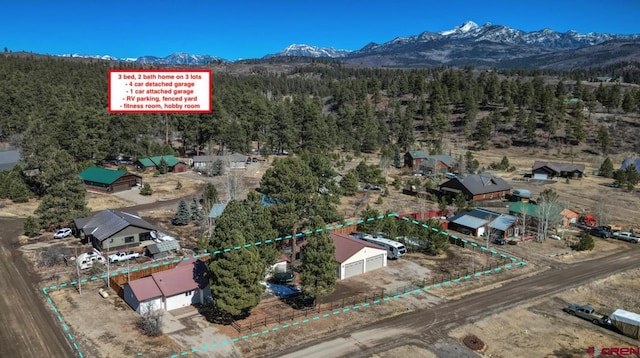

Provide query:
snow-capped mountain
left=340, top=21, right=640, bottom=68
left=56, top=52, right=225, bottom=65
left=52, top=21, right=640, bottom=69
left=135, top=52, right=224, bottom=65
left=264, top=44, right=352, bottom=58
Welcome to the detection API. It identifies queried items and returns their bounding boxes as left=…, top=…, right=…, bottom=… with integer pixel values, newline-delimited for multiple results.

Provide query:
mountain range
left=57, top=21, right=640, bottom=69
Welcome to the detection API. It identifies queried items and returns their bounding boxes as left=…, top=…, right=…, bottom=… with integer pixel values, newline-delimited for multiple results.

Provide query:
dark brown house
left=404, top=150, right=428, bottom=169
left=439, top=173, right=512, bottom=201
left=531, top=161, right=585, bottom=179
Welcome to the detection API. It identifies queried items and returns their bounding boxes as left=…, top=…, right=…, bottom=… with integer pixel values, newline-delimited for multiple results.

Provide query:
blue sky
left=3, top=0, right=639, bottom=60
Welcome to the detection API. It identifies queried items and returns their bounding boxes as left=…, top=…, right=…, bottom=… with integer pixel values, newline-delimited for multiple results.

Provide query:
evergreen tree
left=340, top=169, right=359, bottom=196
left=300, top=217, right=338, bottom=298
left=423, top=218, right=449, bottom=255
left=34, top=149, right=89, bottom=229
left=190, top=197, right=202, bottom=222
left=599, top=158, right=614, bottom=178
left=208, top=229, right=264, bottom=317
left=23, top=216, right=40, bottom=237
left=624, top=164, right=640, bottom=191
left=140, top=183, right=152, bottom=196
left=172, top=199, right=191, bottom=226
left=357, top=206, right=381, bottom=234
left=597, top=125, right=612, bottom=155
left=158, top=158, right=169, bottom=174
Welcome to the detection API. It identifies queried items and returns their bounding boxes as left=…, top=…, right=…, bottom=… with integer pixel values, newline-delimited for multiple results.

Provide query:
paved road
left=270, top=248, right=640, bottom=358
left=0, top=217, right=73, bottom=358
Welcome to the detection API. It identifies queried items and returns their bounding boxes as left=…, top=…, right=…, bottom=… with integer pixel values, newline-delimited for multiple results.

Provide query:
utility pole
left=106, top=240, right=110, bottom=288
left=75, top=247, right=82, bottom=296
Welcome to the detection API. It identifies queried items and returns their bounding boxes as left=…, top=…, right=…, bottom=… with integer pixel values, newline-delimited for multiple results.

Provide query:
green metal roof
left=79, top=166, right=126, bottom=185
left=138, top=158, right=155, bottom=167
left=508, top=202, right=538, bottom=217
left=407, top=150, right=428, bottom=159
left=148, top=155, right=179, bottom=167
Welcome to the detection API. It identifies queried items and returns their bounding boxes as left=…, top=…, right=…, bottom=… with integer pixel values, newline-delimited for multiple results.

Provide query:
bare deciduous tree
left=536, top=189, right=563, bottom=242
left=592, top=194, right=612, bottom=227
left=137, top=306, right=163, bottom=337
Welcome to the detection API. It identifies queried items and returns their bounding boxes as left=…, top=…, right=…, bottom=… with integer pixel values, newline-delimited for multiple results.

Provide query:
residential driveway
left=164, top=307, right=239, bottom=357
left=113, top=188, right=155, bottom=206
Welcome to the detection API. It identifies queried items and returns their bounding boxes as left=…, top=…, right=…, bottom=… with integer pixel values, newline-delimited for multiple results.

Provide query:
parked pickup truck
left=564, top=304, right=611, bottom=326
left=612, top=232, right=640, bottom=243
left=108, top=251, right=140, bottom=263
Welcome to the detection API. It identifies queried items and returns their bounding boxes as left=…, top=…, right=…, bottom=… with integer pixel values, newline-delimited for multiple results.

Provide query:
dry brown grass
left=139, top=173, right=204, bottom=200
left=448, top=268, right=640, bottom=358
left=48, top=281, right=184, bottom=358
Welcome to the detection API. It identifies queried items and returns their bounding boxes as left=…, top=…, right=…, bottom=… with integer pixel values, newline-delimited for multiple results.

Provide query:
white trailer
left=610, top=309, right=640, bottom=339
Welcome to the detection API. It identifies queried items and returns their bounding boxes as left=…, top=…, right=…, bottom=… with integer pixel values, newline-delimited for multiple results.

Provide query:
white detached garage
left=331, top=232, right=388, bottom=280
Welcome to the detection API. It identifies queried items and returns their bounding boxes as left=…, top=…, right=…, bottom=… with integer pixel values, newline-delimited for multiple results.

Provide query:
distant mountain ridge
left=54, top=21, right=640, bottom=69
left=60, top=52, right=224, bottom=65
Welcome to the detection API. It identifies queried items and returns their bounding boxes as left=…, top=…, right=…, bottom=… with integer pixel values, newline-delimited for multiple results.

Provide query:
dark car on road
left=590, top=227, right=610, bottom=239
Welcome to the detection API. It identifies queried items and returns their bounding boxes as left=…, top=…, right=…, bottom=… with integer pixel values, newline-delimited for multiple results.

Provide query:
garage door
left=533, top=173, right=548, bottom=180
left=344, top=260, right=364, bottom=279
left=112, top=183, right=129, bottom=192
left=365, top=254, right=384, bottom=272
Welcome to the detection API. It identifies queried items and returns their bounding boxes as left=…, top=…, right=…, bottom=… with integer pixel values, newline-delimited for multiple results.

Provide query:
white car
left=53, top=228, right=72, bottom=239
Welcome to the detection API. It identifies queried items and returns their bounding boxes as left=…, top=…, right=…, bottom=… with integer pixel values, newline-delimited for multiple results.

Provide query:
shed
left=145, top=239, right=181, bottom=260
left=79, top=166, right=142, bottom=193
left=331, top=232, right=388, bottom=280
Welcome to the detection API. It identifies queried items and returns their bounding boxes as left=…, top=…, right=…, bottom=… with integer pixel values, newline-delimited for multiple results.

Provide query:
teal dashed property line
left=42, top=214, right=397, bottom=293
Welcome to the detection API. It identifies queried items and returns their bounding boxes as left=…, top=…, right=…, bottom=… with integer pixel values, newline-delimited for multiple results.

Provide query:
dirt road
left=0, top=217, right=73, bottom=358
left=270, top=247, right=640, bottom=358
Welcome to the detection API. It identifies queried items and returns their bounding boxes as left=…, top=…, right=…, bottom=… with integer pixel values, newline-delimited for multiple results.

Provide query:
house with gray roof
left=531, top=161, right=585, bottom=179
left=0, top=148, right=20, bottom=172
left=439, top=173, right=512, bottom=201
left=621, top=158, right=640, bottom=174
left=404, top=150, right=428, bottom=169
left=74, top=209, right=160, bottom=251
left=418, top=155, right=456, bottom=175
left=447, top=208, right=517, bottom=239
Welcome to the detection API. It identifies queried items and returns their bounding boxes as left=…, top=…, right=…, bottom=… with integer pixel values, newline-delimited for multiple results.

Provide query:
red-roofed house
left=330, top=232, right=388, bottom=280
left=123, top=258, right=211, bottom=313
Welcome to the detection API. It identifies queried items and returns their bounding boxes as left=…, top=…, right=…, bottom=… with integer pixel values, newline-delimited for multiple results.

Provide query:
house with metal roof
left=439, top=173, right=512, bottom=201
left=418, top=155, right=456, bottom=175
left=331, top=232, right=388, bottom=280
left=404, top=150, right=429, bottom=169
left=621, top=158, right=640, bottom=174
left=123, top=258, right=211, bottom=313
left=74, top=209, right=160, bottom=251
left=447, top=208, right=517, bottom=239
left=78, top=166, right=142, bottom=193
left=0, top=148, right=20, bottom=172
left=144, top=239, right=181, bottom=260
left=531, top=161, right=585, bottom=179
left=136, top=155, right=188, bottom=173
left=193, top=153, right=248, bottom=172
